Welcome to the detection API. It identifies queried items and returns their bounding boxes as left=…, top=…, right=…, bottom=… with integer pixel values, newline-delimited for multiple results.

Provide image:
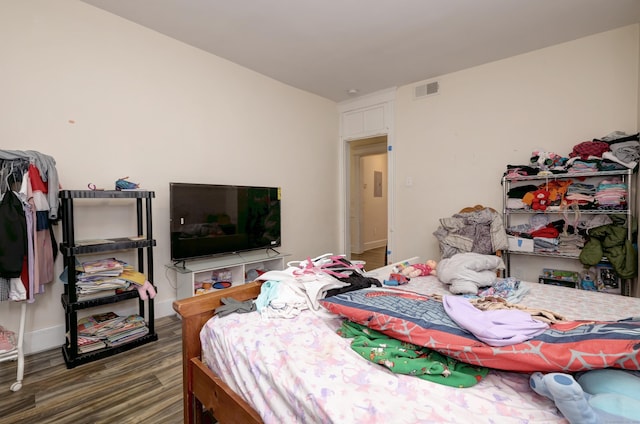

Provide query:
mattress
left=200, top=276, right=640, bottom=423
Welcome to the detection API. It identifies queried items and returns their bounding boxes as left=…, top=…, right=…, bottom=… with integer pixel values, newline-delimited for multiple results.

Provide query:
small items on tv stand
left=168, top=249, right=289, bottom=299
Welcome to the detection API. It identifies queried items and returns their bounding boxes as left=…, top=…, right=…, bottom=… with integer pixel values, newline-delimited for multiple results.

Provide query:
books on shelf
left=81, top=258, right=125, bottom=274
left=65, top=258, right=146, bottom=298
left=76, top=312, right=149, bottom=352
left=77, top=336, right=107, bottom=353
left=76, top=290, right=118, bottom=300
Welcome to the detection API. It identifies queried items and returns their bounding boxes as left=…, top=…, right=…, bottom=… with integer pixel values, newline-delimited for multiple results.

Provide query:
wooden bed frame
left=172, top=281, right=265, bottom=424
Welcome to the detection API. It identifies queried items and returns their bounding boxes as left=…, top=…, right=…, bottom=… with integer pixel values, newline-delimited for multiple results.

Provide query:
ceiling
left=81, top=0, right=640, bottom=103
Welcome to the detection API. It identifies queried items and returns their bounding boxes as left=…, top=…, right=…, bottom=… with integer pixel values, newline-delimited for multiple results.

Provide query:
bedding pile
left=201, top=304, right=566, bottom=423
left=436, top=252, right=505, bottom=294
left=320, top=287, right=640, bottom=373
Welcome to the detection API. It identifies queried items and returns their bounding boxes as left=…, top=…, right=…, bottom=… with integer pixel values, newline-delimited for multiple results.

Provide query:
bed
left=172, top=259, right=640, bottom=424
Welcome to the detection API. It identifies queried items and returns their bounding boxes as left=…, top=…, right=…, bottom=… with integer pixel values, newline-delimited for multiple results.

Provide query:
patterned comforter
left=320, top=288, right=640, bottom=372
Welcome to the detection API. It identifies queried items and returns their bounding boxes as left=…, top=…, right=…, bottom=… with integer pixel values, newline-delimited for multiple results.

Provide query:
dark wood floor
left=0, top=315, right=186, bottom=424
left=351, top=246, right=387, bottom=271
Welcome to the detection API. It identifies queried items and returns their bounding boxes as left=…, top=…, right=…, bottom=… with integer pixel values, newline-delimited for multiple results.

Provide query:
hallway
left=351, top=246, right=386, bottom=271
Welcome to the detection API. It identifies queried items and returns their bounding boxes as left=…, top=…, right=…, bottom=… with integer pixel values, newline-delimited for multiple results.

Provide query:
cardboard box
left=507, top=235, right=534, bottom=252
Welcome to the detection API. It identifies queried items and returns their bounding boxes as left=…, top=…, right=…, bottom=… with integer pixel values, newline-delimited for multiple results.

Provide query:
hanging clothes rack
left=0, top=150, right=60, bottom=392
left=0, top=302, right=26, bottom=391
left=0, top=155, right=29, bottom=390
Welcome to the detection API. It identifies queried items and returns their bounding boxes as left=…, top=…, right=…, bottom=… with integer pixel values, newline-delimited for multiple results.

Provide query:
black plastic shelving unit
left=59, top=189, right=158, bottom=368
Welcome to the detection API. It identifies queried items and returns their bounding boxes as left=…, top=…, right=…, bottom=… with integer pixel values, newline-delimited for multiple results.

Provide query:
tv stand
left=168, top=250, right=289, bottom=299
left=171, top=260, right=187, bottom=270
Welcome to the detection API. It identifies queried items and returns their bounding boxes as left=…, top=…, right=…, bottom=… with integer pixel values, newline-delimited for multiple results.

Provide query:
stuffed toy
left=531, top=188, right=551, bottom=211
left=400, top=260, right=438, bottom=278
left=530, top=369, right=640, bottom=424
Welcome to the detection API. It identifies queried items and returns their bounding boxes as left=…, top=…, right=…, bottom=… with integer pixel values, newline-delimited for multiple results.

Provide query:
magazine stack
left=61, top=258, right=148, bottom=300
left=75, top=312, right=149, bottom=354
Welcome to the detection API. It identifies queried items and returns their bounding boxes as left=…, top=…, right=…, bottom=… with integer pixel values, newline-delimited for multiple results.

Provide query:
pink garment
left=0, top=327, right=16, bottom=352
left=33, top=228, right=53, bottom=288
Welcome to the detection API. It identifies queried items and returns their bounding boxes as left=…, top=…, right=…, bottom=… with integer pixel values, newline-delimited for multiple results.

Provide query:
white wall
left=393, top=24, right=639, bottom=282
left=361, top=153, right=388, bottom=250
left=0, top=0, right=339, bottom=353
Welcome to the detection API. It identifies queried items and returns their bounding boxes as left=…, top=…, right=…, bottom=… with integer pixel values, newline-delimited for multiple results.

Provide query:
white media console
left=169, top=250, right=289, bottom=299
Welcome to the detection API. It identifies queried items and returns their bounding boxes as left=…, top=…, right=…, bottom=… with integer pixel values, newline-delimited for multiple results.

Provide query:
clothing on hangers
left=0, top=151, right=60, bottom=302
left=0, top=157, right=29, bottom=197
left=0, top=150, right=60, bottom=220
left=0, top=190, right=27, bottom=279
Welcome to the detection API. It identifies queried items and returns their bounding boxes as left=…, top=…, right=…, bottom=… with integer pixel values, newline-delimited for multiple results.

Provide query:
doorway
left=348, top=136, right=388, bottom=270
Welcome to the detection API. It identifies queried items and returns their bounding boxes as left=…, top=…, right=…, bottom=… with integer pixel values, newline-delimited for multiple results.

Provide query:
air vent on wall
left=414, top=81, right=439, bottom=99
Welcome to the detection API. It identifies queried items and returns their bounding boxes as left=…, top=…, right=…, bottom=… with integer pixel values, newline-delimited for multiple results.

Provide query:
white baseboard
left=363, top=239, right=387, bottom=251
left=23, top=324, right=66, bottom=356
left=22, top=298, right=178, bottom=356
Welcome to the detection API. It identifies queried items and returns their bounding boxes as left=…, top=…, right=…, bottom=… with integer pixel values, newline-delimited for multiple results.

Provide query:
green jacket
left=579, top=215, right=637, bottom=279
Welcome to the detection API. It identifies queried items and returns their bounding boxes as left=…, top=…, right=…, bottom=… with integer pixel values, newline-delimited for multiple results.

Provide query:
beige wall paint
left=360, top=153, right=388, bottom=250
left=0, top=0, right=338, bottom=353
left=394, top=24, right=639, bottom=282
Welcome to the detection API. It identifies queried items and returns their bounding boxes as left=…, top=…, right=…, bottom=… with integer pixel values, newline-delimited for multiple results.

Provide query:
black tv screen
left=170, top=183, right=281, bottom=261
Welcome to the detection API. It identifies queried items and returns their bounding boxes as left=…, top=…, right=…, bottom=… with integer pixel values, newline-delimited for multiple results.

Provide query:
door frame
left=348, top=137, right=387, bottom=254
left=338, top=88, right=396, bottom=262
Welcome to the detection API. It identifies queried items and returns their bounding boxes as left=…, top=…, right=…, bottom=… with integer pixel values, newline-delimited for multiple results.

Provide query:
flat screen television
left=169, top=183, right=281, bottom=262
